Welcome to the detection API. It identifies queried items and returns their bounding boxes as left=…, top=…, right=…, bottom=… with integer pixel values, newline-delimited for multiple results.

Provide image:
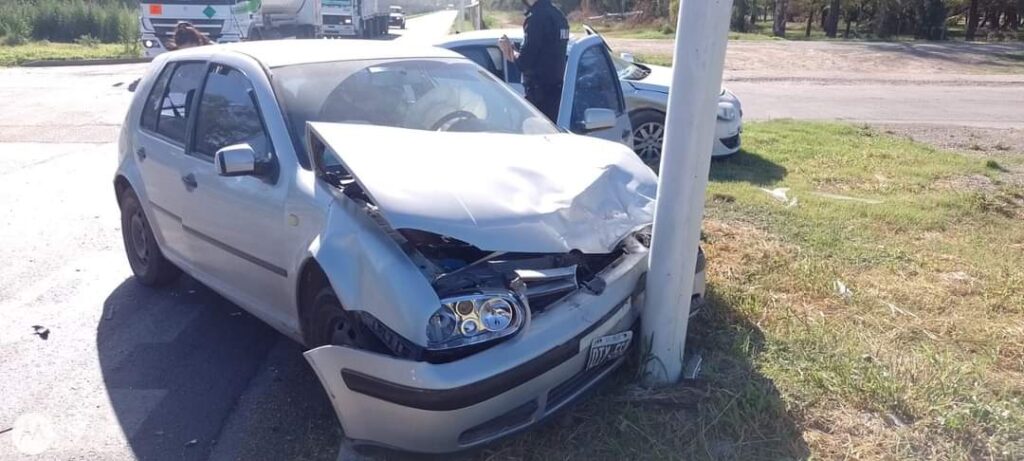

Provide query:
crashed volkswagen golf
left=113, top=40, right=706, bottom=453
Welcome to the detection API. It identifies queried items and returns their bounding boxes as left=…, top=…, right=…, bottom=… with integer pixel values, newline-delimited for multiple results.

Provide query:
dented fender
left=309, top=195, right=441, bottom=346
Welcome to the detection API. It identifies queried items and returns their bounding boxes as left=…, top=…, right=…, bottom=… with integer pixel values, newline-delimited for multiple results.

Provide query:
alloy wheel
left=633, top=121, right=664, bottom=165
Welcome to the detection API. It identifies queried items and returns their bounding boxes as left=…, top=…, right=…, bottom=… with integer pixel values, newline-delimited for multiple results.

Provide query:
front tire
left=630, top=110, right=666, bottom=166
left=119, top=188, right=180, bottom=286
left=305, top=286, right=372, bottom=349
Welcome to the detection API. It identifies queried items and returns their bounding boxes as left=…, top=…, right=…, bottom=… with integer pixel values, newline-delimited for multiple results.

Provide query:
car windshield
left=611, top=55, right=650, bottom=81
left=271, top=58, right=558, bottom=168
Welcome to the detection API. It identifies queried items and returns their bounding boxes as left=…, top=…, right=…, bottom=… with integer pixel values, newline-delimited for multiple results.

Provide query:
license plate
left=585, top=331, right=633, bottom=371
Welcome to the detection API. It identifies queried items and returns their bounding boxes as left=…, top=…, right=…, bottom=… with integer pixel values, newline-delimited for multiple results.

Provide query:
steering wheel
left=430, top=110, right=479, bottom=132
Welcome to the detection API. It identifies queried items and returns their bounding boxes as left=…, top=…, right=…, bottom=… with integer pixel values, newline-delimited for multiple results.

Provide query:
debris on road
left=31, top=325, right=49, bottom=340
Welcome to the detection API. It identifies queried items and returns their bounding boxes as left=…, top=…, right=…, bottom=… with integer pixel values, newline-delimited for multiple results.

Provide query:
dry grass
left=466, top=121, right=1024, bottom=460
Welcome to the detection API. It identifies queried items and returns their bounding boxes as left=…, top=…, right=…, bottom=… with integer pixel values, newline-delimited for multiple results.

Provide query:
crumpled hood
left=309, top=122, right=658, bottom=254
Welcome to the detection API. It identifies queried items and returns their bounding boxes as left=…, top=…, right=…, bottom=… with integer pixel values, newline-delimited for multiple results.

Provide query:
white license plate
left=585, top=331, right=633, bottom=371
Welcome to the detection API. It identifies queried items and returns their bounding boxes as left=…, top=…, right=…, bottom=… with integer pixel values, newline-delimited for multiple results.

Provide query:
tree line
left=1, top=0, right=138, bottom=44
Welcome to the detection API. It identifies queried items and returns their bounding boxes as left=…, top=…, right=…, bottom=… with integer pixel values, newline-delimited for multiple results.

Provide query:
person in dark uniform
left=498, top=0, right=569, bottom=121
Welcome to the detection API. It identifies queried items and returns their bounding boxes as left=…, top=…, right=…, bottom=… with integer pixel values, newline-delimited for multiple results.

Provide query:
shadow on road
left=96, top=276, right=341, bottom=461
left=711, top=148, right=788, bottom=186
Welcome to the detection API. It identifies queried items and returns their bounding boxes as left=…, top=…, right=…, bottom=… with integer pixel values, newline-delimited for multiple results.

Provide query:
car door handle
left=136, top=147, right=146, bottom=161
left=181, top=173, right=198, bottom=191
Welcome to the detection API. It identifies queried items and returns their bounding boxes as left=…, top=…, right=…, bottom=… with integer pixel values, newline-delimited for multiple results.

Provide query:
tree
left=966, top=0, right=981, bottom=39
left=774, top=0, right=789, bottom=36
left=733, top=0, right=751, bottom=31
left=824, top=0, right=842, bottom=36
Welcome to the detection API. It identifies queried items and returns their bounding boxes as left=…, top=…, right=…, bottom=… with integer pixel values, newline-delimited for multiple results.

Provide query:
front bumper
left=713, top=118, right=742, bottom=157
left=305, top=249, right=651, bottom=453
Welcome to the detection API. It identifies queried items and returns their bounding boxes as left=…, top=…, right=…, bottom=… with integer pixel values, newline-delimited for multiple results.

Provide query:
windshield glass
left=611, top=55, right=649, bottom=81
left=272, top=58, right=558, bottom=168
left=390, top=6, right=402, bottom=12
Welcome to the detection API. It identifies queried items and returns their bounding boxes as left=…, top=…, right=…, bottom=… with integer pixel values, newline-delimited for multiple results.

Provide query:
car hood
left=309, top=122, right=658, bottom=254
left=628, top=64, right=730, bottom=98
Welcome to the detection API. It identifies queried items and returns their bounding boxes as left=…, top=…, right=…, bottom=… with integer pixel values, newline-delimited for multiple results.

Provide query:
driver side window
left=570, top=45, right=624, bottom=132
left=192, top=64, right=272, bottom=161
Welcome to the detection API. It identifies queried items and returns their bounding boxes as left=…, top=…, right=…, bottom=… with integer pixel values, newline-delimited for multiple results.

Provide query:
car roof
left=166, top=39, right=464, bottom=68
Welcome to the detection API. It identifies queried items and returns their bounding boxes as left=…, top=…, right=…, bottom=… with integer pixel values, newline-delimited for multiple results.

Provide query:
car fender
left=308, top=196, right=442, bottom=347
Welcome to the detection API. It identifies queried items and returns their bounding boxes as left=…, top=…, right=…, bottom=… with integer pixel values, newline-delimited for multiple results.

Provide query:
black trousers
left=525, top=82, right=563, bottom=122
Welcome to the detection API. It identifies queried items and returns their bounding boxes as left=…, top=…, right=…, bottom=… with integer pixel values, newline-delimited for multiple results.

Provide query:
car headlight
left=426, top=292, right=526, bottom=351
left=142, top=39, right=157, bottom=48
left=717, top=102, right=738, bottom=121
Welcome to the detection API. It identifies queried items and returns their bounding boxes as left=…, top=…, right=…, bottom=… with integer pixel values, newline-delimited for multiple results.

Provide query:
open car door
left=556, top=34, right=632, bottom=147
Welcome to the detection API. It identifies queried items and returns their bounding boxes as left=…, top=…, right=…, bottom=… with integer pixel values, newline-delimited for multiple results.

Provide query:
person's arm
left=514, top=16, right=545, bottom=72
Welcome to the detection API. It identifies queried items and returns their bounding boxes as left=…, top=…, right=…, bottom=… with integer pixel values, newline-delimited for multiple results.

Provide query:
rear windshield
left=271, top=58, right=558, bottom=169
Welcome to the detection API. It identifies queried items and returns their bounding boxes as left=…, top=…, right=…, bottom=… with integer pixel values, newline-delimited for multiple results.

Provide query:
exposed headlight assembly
left=717, top=102, right=738, bottom=121
left=426, top=292, right=526, bottom=352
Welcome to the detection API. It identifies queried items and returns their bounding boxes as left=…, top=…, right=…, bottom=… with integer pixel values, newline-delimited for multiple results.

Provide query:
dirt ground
left=873, top=124, right=1024, bottom=156
left=607, top=39, right=1024, bottom=78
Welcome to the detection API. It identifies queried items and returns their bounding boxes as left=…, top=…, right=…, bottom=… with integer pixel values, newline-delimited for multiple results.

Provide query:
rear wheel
left=119, top=188, right=180, bottom=286
left=630, top=110, right=665, bottom=166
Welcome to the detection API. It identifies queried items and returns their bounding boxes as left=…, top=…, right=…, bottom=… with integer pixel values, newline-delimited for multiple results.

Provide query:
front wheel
left=119, top=188, right=180, bottom=286
left=630, top=110, right=665, bottom=166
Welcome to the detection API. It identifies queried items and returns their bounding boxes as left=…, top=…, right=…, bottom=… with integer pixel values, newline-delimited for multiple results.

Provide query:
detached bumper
left=304, top=250, right=649, bottom=453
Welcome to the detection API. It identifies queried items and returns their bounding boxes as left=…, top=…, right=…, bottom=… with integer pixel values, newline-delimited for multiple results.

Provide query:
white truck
left=138, top=0, right=323, bottom=57
left=321, top=0, right=389, bottom=38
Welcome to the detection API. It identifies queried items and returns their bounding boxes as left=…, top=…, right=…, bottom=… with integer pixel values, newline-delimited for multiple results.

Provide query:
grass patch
left=478, top=121, right=1024, bottom=459
left=0, top=40, right=137, bottom=66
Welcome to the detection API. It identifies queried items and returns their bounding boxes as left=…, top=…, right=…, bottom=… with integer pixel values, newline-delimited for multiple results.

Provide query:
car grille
left=720, top=133, right=741, bottom=149
left=323, top=15, right=350, bottom=25
left=149, top=18, right=225, bottom=45
left=512, top=251, right=622, bottom=313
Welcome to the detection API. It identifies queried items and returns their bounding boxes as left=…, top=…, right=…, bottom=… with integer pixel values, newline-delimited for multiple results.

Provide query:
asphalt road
left=1, top=14, right=1021, bottom=460
left=0, top=12, right=460, bottom=461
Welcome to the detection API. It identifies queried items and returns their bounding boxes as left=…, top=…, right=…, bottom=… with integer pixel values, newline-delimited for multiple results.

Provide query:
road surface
left=0, top=11, right=459, bottom=461
left=0, top=19, right=1021, bottom=460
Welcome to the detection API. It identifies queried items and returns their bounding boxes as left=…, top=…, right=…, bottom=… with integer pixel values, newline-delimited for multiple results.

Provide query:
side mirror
left=620, top=52, right=635, bottom=63
left=214, top=143, right=258, bottom=177
left=582, top=108, right=616, bottom=132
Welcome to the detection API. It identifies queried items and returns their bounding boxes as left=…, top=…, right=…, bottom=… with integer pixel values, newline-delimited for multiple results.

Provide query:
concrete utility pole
left=641, top=0, right=733, bottom=386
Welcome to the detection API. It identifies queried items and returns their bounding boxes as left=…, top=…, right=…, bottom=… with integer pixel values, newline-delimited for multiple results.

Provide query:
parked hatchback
left=114, top=40, right=707, bottom=453
left=436, top=28, right=744, bottom=164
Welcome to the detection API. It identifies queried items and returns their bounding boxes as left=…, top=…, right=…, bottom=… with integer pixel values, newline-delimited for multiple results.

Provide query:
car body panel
left=307, top=122, right=657, bottom=254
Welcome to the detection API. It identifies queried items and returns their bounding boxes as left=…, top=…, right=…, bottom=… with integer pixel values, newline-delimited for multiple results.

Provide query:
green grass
left=476, top=121, right=1024, bottom=460
left=0, top=40, right=137, bottom=66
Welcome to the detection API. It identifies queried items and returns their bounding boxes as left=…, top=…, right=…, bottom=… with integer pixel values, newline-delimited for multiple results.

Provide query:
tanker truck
left=321, top=0, right=389, bottom=38
left=251, top=0, right=323, bottom=39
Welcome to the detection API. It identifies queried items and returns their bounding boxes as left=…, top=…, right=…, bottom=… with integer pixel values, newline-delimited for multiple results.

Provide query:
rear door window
left=144, top=62, right=206, bottom=145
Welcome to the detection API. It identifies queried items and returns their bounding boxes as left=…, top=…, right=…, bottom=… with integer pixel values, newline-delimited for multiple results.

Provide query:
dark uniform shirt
left=517, top=0, right=569, bottom=88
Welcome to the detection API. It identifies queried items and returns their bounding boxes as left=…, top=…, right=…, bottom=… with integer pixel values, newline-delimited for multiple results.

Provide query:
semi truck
left=139, top=0, right=384, bottom=57
left=322, top=0, right=388, bottom=38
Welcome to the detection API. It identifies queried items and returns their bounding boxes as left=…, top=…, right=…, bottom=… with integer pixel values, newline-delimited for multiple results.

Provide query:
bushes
left=0, top=0, right=137, bottom=44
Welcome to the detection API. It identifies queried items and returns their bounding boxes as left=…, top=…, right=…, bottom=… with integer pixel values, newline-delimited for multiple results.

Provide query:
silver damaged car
left=114, top=40, right=707, bottom=453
